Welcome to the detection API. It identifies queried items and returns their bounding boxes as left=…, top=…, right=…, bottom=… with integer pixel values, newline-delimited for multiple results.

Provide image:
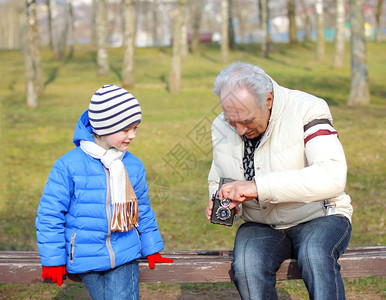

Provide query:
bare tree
left=287, top=0, right=298, bottom=43
left=169, top=0, right=187, bottom=94
left=47, top=0, right=70, bottom=60
left=190, top=0, right=203, bottom=53
left=3, top=1, right=22, bottom=50
left=181, top=9, right=188, bottom=59
left=137, top=1, right=152, bottom=48
left=228, top=0, right=236, bottom=49
left=235, top=2, right=248, bottom=44
left=23, top=0, right=43, bottom=109
left=332, top=0, right=345, bottom=69
left=91, top=0, right=97, bottom=46
left=260, top=0, right=269, bottom=57
left=348, top=0, right=370, bottom=106
left=300, top=0, right=312, bottom=42
left=22, top=1, right=36, bottom=108
left=375, top=0, right=384, bottom=42
left=152, top=0, right=160, bottom=46
left=57, top=0, right=71, bottom=59
left=68, top=0, right=75, bottom=54
left=221, top=0, right=229, bottom=62
left=121, top=0, right=135, bottom=88
left=315, top=0, right=325, bottom=60
left=47, top=0, right=61, bottom=59
left=96, top=0, right=109, bottom=77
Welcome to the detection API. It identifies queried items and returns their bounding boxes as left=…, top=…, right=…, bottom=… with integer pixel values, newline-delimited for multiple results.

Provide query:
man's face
left=220, top=87, right=273, bottom=139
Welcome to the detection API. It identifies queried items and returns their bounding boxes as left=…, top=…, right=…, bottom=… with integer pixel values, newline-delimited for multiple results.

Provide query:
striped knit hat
left=88, top=84, right=142, bottom=136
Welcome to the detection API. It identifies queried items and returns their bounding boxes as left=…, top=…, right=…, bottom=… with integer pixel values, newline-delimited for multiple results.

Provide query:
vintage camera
left=210, top=178, right=235, bottom=226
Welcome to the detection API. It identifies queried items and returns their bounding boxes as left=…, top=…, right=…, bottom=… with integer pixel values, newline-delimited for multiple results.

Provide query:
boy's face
left=96, top=122, right=140, bottom=151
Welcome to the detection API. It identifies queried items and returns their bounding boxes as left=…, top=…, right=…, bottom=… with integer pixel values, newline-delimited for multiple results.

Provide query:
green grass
left=0, top=42, right=385, bottom=298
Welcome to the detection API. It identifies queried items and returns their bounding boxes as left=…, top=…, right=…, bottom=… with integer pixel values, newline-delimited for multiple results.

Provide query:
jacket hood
left=73, top=110, right=95, bottom=147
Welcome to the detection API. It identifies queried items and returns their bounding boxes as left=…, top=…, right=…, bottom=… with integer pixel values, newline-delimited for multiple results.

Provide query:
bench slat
left=0, top=246, right=385, bottom=284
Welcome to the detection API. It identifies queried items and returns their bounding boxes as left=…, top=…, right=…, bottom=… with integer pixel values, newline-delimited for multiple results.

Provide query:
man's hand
left=218, top=180, right=258, bottom=210
left=42, top=265, right=66, bottom=286
left=205, top=198, right=214, bottom=220
left=205, top=183, right=246, bottom=220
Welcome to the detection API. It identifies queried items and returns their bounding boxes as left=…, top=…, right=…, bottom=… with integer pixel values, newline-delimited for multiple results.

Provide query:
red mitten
left=42, top=265, right=66, bottom=286
left=147, top=252, right=174, bottom=269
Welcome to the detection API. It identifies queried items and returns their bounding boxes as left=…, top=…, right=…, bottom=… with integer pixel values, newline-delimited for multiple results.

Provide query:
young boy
left=36, top=84, right=173, bottom=299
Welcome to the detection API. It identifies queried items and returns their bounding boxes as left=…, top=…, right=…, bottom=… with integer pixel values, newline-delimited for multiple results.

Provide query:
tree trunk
left=7, top=1, right=22, bottom=50
left=315, top=0, right=325, bottom=60
left=91, top=0, right=97, bottom=46
left=348, top=0, right=370, bottom=106
left=46, top=0, right=53, bottom=50
left=23, top=0, right=42, bottom=109
left=68, top=0, right=75, bottom=54
left=152, top=0, right=160, bottom=46
left=287, top=0, right=298, bottom=43
left=23, top=10, right=37, bottom=109
left=181, top=10, right=188, bottom=59
left=332, top=0, right=345, bottom=69
left=169, top=0, right=187, bottom=94
left=235, top=3, right=247, bottom=44
left=375, top=0, right=384, bottom=42
left=260, top=0, right=269, bottom=57
left=300, top=0, right=312, bottom=42
left=28, top=0, right=43, bottom=95
left=221, top=0, right=229, bottom=62
left=139, top=1, right=152, bottom=47
left=47, top=0, right=62, bottom=59
left=57, top=0, right=70, bottom=60
left=228, top=0, right=236, bottom=50
left=96, top=0, right=109, bottom=77
left=121, top=0, right=135, bottom=88
left=191, top=0, right=203, bottom=53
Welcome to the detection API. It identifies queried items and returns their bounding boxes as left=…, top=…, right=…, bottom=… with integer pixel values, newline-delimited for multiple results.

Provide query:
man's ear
left=266, top=92, right=274, bottom=110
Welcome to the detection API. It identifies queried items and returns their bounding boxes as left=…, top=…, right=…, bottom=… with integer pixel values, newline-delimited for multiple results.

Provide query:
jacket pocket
left=70, top=232, right=76, bottom=263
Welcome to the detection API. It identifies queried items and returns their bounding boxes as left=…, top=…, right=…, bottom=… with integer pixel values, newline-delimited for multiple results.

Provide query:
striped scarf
left=243, top=134, right=263, bottom=181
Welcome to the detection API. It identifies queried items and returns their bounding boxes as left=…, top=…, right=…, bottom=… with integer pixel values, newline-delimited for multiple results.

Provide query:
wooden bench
left=0, top=246, right=384, bottom=284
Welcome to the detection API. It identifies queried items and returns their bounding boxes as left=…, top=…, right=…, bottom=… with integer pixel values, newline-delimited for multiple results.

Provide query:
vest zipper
left=104, top=167, right=116, bottom=269
left=134, top=225, right=142, bottom=252
left=70, top=232, right=76, bottom=263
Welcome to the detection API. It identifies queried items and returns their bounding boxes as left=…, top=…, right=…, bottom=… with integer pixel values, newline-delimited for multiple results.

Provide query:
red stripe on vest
left=304, top=129, right=338, bottom=145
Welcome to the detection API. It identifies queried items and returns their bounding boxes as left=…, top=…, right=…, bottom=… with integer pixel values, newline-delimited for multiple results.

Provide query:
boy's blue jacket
left=36, top=110, right=164, bottom=274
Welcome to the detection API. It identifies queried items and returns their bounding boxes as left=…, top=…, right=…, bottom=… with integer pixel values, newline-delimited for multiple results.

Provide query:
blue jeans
left=232, top=215, right=352, bottom=300
left=79, top=260, right=139, bottom=300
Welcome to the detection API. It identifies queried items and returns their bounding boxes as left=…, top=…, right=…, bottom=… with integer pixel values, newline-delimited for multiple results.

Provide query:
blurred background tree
left=0, top=0, right=384, bottom=104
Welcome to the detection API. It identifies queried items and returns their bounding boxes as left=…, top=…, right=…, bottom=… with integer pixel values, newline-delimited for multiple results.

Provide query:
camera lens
left=220, top=198, right=231, bottom=207
left=216, top=207, right=231, bottom=220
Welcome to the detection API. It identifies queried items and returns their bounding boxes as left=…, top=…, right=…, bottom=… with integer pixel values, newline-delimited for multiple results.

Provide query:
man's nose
left=235, top=123, right=247, bottom=135
left=235, top=123, right=247, bottom=136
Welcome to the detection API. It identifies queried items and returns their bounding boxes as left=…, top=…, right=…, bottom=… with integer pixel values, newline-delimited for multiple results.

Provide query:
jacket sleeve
left=134, top=164, right=164, bottom=257
left=208, top=160, right=221, bottom=200
left=256, top=99, right=348, bottom=204
left=208, top=116, right=228, bottom=199
left=35, top=159, right=73, bottom=267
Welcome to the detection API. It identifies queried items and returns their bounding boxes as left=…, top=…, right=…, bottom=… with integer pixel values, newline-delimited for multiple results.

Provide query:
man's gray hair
left=213, top=61, right=273, bottom=108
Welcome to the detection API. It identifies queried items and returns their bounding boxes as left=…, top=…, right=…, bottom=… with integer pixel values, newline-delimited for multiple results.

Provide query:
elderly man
left=206, top=62, right=353, bottom=300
